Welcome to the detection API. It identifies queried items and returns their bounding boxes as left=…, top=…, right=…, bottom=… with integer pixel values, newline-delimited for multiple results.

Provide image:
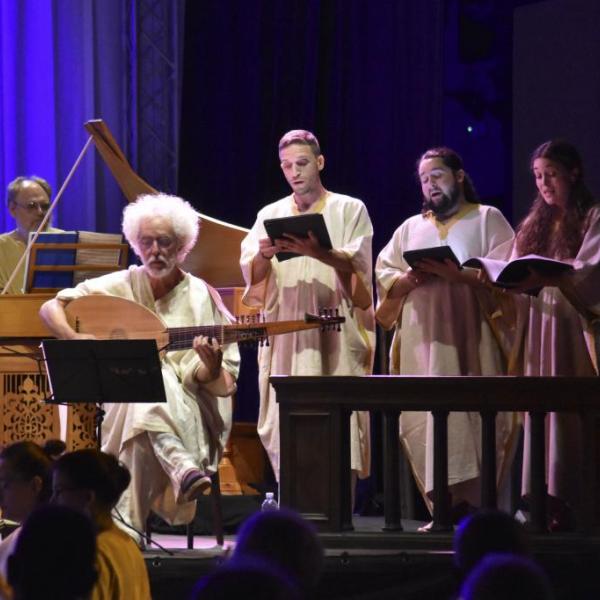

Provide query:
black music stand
left=41, top=339, right=166, bottom=448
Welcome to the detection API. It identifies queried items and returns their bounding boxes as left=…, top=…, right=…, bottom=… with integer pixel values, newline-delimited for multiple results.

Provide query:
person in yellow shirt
left=51, top=449, right=151, bottom=600
left=0, top=175, right=59, bottom=294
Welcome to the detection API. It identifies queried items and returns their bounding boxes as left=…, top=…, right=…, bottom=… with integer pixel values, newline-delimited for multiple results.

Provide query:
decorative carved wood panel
left=66, top=403, right=97, bottom=451
left=2, top=371, right=58, bottom=444
left=0, top=345, right=96, bottom=450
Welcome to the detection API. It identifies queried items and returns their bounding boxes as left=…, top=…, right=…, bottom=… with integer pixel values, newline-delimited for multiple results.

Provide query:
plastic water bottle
left=261, top=492, right=278, bottom=511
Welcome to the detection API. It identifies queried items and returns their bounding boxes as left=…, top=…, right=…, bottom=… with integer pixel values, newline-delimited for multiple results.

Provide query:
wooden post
left=382, top=410, right=402, bottom=531
left=431, top=409, right=452, bottom=532
left=529, top=411, right=547, bottom=533
left=480, top=410, right=498, bottom=509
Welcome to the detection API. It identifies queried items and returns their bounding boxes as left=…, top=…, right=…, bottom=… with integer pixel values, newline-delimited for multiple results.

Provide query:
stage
left=144, top=516, right=600, bottom=599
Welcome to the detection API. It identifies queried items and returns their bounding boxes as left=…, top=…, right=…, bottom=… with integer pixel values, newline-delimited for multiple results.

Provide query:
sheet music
left=74, top=231, right=124, bottom=285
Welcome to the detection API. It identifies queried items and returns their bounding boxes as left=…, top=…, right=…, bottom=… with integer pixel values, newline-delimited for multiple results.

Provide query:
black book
left=401, top=246, right=572, bottom=296
left=263, top=213, right=333, bottom=261
left=402, top=245, right=461, bottom=270
left=461, top=254, right=573, bottom=290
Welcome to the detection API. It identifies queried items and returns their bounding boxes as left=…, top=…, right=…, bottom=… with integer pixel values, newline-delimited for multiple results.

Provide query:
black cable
left=112, top=507, right=175, bottom=556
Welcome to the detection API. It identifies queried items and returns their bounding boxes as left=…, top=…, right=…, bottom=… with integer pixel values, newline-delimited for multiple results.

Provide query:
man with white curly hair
left=40, top=194, right=240, bottom=544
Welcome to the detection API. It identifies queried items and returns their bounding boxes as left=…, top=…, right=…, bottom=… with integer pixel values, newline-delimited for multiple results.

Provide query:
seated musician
left=0, top=176, right=60, bottom=293
left=39, top=193, right=240, bottom=545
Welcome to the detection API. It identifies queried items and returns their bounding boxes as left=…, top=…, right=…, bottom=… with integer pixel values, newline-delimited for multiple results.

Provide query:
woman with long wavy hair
left=510, top=139, right=600, bottom=531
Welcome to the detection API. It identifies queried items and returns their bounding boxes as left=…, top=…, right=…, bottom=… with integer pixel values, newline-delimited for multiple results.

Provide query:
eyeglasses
left=11, top=200, right=51, bottom=213
left=138, top=236, right=175, bottom=250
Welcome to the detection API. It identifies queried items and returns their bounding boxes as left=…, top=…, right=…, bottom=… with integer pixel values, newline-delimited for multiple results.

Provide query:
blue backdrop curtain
left=0, top=0, right=131, bottom=234
left=179, top=0, right=445, bottom=254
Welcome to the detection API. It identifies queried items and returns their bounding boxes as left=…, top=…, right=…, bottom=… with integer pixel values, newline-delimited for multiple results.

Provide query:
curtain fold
left=0, top=0, right=130, bottom=234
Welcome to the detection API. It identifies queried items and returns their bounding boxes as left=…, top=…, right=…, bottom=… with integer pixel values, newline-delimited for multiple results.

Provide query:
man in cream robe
left=52, top=265, right=239, bottom=529
left=375, top=147, right=518, bottom=516
left=40, top=194, right=240, bottom=541
left=240, top=130, right=375, bottom=482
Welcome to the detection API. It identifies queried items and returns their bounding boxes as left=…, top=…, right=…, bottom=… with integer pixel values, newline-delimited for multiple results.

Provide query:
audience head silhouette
left=52, top=449, right=131, bottom=526
left=7, top=504, right=97, bottom=600
left=459, top=553, right=553, bottom=600
left=454, top=510, right=528, bottom=578
left=232, top=507, right=324, bottom=592
left=191, top=558, right=301, bottom=600
left=0, top=441, right=52, bottom=522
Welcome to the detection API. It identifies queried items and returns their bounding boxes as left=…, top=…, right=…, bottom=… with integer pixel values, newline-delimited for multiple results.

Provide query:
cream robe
left=240, top=192, right=376, bottom=480
left=506, top=206, right=600, bottom=510
left=56, top=265, right=240, bottom=525
left=375, top=204, right=518, bottom=509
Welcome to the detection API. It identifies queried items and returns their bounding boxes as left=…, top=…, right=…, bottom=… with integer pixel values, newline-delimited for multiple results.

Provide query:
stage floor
left=144, top=516, right=435, bottom=552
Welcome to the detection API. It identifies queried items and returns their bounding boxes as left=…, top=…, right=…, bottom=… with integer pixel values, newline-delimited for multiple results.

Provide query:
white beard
left=144, top=258, right=176, bottom=280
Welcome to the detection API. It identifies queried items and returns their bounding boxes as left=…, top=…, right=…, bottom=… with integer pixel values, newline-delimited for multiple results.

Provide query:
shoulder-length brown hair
left=516, top=140, right=598, bottom=259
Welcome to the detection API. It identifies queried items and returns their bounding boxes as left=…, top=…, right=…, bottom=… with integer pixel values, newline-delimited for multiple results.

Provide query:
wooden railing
left=270, top=375, right=600, bottom=534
